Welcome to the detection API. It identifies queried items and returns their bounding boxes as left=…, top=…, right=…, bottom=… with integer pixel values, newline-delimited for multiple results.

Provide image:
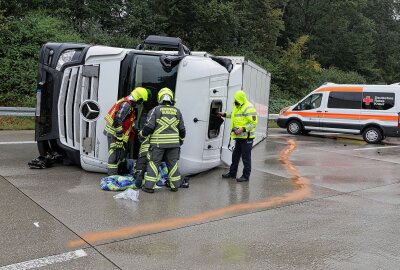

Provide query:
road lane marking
left=353, top=146, right=400, bottom=151
left=33, top=222, right=40, bottom=228
left=0, top=141, right=35, bottom=145
left=0, top=249, right=87, bottom=270
left=267, top=134, right=293, bottom=137
left=68, top=139, right=311, bottom=248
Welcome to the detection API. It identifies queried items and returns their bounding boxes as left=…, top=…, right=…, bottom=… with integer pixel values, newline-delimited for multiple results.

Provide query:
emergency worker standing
left=140, top=88, right=186, bottom=193
left=104, top=87, right=149, bottom=175
left=218, top=90, right=258, bottom=182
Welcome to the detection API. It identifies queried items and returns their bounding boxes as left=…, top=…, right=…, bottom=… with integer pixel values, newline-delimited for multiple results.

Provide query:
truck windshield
left=119, top=53, right=179, bottom=128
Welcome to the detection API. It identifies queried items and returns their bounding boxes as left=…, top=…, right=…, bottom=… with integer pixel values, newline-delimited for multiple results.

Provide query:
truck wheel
left=362, top=127, right=383, bottom=144
left=287, top=120, right=302, bottom=135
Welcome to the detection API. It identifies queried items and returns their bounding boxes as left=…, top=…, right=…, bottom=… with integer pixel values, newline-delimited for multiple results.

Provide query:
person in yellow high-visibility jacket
left=218, top=90, right=258, bottom=182
left=104, top=87, right=149, bottom=175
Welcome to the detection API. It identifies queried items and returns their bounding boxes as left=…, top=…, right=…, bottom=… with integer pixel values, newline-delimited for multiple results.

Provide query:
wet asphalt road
left=0, top=129, right=400, bottom=269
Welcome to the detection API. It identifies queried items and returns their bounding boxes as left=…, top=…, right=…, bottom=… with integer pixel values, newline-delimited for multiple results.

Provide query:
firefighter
left=218, top=90, right=258, bottom=182
left=104, top=87, right=149, bottom=175
left=140, top=87, right=186, bottom=193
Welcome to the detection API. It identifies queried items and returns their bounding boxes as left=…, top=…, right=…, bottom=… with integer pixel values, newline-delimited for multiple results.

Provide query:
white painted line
left=0, top=249, right=87, bottom=270
left=267, top=134, right=293, bottom=137
left=33, top=222, right=39, bottom=228
left=353, top=145, right=400, bottom=151
left=0, top=141, right=35, bottom=145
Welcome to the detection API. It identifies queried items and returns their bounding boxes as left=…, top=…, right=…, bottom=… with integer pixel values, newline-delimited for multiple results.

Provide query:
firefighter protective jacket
left=104, top=97, right=135, bottom=143
left=226, top=91, right=258, bottom=140
left=141, top=104, right=186, bottom=148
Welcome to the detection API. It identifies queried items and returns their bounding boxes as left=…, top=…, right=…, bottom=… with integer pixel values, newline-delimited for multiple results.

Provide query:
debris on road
left=113, top=188, right=139, bottom=202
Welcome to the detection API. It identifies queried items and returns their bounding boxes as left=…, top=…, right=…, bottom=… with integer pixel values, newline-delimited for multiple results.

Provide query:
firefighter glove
left=138, top=130, right=145, bottom=142
left=114, top=140, right=125, bottom=149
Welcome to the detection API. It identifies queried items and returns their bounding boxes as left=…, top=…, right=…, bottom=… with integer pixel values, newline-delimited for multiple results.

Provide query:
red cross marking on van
left=363, top=96, right=374, bottom=105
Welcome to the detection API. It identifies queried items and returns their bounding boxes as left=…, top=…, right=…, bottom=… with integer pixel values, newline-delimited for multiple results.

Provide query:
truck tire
left=287, top=120, right=302, bottom=135
left=362, top=127, right=383, bottom=144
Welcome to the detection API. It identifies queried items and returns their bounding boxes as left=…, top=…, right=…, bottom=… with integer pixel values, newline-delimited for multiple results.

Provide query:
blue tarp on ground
left=100, top=161, right=168, bottom=191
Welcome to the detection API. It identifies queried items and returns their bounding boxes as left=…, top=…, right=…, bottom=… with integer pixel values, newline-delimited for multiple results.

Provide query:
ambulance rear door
left=361, top=86, right=398, bottom=134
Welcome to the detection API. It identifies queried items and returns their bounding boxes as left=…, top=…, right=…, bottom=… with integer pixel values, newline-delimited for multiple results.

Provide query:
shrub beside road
left=0, top=117, right=35, bottom=130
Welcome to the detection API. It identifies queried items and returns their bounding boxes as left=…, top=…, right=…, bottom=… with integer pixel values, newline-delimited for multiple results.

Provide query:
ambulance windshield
left=294, top=93, right=322, bottom=111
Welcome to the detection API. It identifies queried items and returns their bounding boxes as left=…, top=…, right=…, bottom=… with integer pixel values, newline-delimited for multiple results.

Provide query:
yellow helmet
left=130, top=87, right=149, bottom=103
left=157, top=87, right=174, bottom=104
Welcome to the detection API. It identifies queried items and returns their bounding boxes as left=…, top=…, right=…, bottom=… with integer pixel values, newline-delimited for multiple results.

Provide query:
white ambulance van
left=277, top=83, right=400, bottom=144
left=34, top=36, right=271, bottom=175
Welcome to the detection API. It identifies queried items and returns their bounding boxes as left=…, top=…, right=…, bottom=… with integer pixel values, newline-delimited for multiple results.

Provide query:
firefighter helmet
left=157, top=88, right=174, bottom=104
left=129, top=87, right=149, bottom=103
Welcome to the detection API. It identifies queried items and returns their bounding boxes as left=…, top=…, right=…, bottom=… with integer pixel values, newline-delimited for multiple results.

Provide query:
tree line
left=1, top=0, right=400, bottom=112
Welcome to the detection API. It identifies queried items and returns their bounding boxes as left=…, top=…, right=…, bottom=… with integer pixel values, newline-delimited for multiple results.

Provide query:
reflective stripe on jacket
left=141, top=105, right=186, bottom=148
left=104, top=97, right=135, bottom=143
left=138, top=136, right=150, bottom=157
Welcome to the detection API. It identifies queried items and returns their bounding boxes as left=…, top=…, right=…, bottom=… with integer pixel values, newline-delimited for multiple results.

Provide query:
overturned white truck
left=35, top=36, right=271, bottom=175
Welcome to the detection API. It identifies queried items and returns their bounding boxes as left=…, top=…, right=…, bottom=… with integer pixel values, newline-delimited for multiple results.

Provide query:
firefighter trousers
left=133, top=153, right=148, bottom=188
left=143, top=147, right=182, bottom=190
left=107, top=136, right=128, bottom=176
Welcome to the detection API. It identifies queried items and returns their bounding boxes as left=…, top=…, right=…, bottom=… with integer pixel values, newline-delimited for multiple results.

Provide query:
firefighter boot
left=134, top=170, right=143, bottom=188
left=165, top=180, right=178, bottom=192
left=141, top=186, right=154, bottom=193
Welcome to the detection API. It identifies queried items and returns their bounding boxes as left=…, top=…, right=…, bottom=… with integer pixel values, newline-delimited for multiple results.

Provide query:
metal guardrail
left=0, top=107, right=280, bottom=120
left=269, top=114, right=278, bottom=120
left=0, top=107, right=36, bottom=117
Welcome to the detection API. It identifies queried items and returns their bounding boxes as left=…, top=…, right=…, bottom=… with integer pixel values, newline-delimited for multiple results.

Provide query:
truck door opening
left=118, top=53, right=179, bottom=158
left=208, top=100, right=224, bottom=139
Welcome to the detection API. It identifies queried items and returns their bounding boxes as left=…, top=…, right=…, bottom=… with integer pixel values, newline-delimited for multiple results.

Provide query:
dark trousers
left=133, top=153, right=148, bottom=187
left=229, top=139, right=253, bottom=179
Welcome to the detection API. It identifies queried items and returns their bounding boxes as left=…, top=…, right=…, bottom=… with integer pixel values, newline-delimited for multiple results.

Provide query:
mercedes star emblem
left=80, top=100, right=100, bottom=122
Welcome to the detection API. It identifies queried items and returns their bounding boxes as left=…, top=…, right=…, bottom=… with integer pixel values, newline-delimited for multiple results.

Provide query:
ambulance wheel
left=362, top=127, right=383, bottom=144
left=287, top=120, right=302, bottom=135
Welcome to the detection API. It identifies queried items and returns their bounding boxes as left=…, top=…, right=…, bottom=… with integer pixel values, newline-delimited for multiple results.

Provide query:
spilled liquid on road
left=69, top=139, right=311, bottom=248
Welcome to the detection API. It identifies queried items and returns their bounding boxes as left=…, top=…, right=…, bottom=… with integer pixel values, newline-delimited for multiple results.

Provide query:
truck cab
left=35, top=36, right=271, bottom=175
